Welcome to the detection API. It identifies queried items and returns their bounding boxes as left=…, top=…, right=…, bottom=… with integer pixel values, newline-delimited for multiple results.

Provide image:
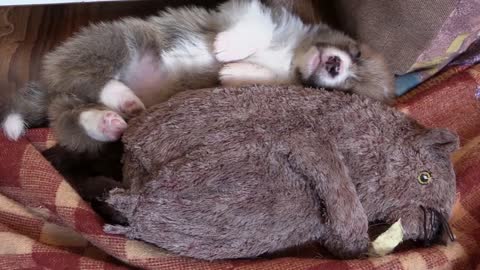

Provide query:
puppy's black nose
left=325, top=56, right=341, bottom=77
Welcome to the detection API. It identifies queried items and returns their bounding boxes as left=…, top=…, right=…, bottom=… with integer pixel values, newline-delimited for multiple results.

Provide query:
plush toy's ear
left=420, top=128, right=459, bottom=154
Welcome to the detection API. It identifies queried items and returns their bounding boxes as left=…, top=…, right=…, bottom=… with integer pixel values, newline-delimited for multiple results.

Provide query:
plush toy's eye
left=418, top=171, right=432, bottom=185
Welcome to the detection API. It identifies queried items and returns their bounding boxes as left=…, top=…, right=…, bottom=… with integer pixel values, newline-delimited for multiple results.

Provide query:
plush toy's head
left=359, top=127, right=459, bottom=245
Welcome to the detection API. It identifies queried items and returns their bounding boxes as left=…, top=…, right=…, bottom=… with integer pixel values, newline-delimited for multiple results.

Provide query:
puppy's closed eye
left=348, top=44, right=362, bottom=61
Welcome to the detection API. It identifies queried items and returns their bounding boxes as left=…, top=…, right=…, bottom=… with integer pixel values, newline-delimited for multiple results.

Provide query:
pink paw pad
left=100, top=111, right=128, bottom=141
left=121, top=99, right=145, bottom=117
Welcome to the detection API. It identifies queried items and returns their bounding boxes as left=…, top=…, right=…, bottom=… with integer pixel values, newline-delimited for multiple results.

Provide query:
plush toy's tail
left=1, top=82, right=48, bottom=140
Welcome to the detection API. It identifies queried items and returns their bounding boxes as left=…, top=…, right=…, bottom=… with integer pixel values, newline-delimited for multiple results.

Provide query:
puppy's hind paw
left=100, top=80, right=146, bottom=117
left=120, top=98, right=145, bottom=117
left=80, top=110, right=127, bottom=142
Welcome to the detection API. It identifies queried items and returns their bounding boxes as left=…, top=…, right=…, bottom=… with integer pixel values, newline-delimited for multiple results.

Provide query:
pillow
left=332, top=0, right=480, bottom=77
left=262, top=0, right=322, bottom=23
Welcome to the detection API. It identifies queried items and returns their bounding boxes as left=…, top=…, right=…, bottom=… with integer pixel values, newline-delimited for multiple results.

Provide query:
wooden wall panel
left=0, top=0, right=220, bottom=93
left=0, top=0, right=320, bottom=93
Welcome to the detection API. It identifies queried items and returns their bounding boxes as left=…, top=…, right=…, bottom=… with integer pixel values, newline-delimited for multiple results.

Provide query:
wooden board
left=1, top=0, right=134, bottom=7
left=0, top=0, right=322, bottom=94
left=0, top=0, right=219, bottom=93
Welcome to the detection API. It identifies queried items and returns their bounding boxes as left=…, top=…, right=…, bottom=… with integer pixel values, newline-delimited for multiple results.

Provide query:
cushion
left=331, top=0, right=480, bottom=76
left=0, top=63, right=479, bottom=270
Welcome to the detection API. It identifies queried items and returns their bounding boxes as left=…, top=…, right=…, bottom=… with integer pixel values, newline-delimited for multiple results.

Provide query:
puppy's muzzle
left=325, top=56, right=341, bottom=77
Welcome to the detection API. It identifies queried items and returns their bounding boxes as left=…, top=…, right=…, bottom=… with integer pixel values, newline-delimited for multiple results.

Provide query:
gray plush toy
left=104, top=85, right=458, bottom=260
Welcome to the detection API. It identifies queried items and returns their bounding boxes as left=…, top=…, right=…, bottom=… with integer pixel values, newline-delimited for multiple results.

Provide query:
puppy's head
left=294, top=31, right=395, bottom=103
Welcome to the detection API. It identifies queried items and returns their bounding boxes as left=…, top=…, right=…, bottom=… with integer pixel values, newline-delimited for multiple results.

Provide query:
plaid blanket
left=1, top=64, right=479, bottom=269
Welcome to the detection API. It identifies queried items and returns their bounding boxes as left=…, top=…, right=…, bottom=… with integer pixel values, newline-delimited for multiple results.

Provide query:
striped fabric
left=0, top=64, right=479, bottom=269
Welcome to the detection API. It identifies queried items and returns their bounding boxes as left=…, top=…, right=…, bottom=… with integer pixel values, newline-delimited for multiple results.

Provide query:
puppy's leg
left=215, top=1, right=275, bottom=62
left=40, top=21, right=159, bottom=153
left=99, top=80, right=145, bottom=118
left=219, top=62, right=285, bottom=86
left=49, top=95, right=127, bottom=153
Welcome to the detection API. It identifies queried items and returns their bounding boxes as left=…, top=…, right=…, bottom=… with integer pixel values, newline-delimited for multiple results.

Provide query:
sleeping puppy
left=1, top=0, right=395, bottom=154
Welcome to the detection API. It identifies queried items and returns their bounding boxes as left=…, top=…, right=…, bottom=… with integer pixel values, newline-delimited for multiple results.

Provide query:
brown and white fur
left=1, top=0, right=395, bottom=154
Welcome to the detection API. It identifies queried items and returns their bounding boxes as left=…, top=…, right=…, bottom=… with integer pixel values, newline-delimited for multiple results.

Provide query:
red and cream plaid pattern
left=0, top=65, right=479, bottom=269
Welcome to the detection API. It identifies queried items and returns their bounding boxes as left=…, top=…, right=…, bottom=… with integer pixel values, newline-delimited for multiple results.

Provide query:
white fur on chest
left=248, top=47, right=295, bottom=81
left=230, top=3, right=310, bottom=83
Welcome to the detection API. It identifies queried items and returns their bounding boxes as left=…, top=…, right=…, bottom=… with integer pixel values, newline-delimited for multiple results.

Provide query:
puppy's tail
left=1, top=82, right=48, bottom=140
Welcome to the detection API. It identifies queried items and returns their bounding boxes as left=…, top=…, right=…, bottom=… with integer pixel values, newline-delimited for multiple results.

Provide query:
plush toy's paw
left=324, top=211, right=370, bottom=259
left=325, top=233, right=370, bottom=259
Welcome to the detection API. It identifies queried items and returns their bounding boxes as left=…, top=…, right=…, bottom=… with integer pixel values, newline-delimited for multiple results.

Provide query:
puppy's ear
left=351, top=43, right=396, bottom=104
left=348, top=43, right=361, bottom=61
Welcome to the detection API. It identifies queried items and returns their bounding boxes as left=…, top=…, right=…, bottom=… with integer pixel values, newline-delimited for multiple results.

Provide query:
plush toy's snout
left=420, top=206, right=455, bottom=246
left=392, top=206, right=455, bottom=246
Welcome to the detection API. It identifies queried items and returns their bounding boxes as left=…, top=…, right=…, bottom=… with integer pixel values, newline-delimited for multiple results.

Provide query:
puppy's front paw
left=214, top=30, right=260, bottom=62
left=219, top=63, right=277, bottom=87
left=219, top=63, right=252, bottom=86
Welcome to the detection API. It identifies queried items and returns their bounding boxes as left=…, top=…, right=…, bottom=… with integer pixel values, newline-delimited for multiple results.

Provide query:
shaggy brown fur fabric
left=104, top=85, right=458, bottom=260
